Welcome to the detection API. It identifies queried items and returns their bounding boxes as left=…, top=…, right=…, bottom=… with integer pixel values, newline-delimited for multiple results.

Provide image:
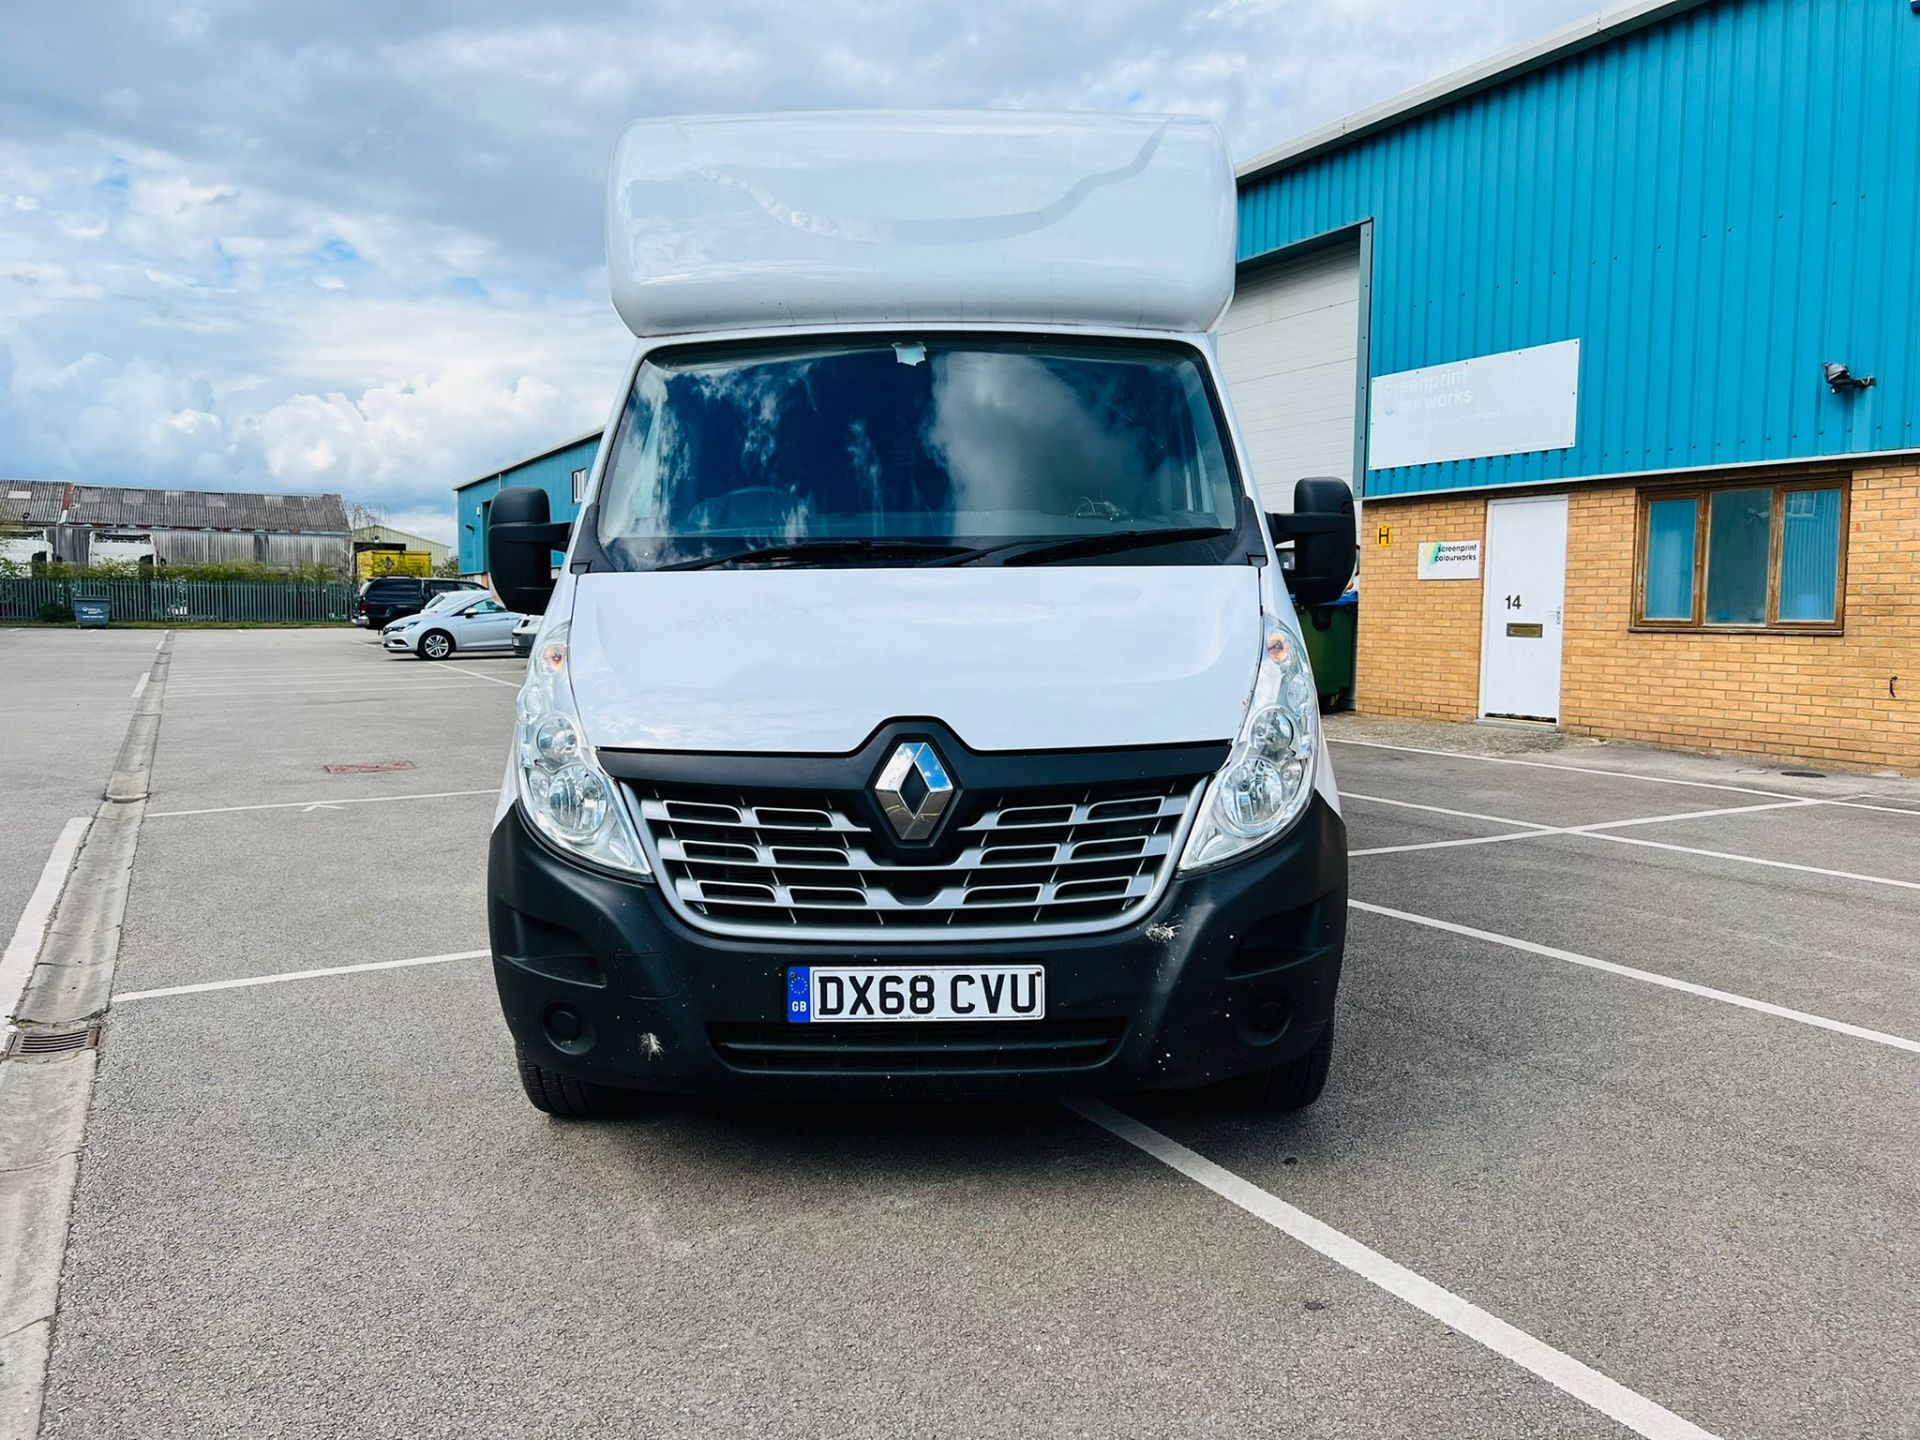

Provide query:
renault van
left=485, top=112, right=1354, bottom=1118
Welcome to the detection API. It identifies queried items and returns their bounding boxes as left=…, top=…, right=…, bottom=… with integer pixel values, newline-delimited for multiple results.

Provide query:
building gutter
left=1361, top=446, right=1920, bottom=504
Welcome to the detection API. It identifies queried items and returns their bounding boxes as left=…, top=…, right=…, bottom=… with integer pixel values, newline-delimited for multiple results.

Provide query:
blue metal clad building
left=454, top=429, right=600, bottom=575
left=1232, top=0, right=1920, bottom=499
left=1220, top=0, right=1920, bottom=764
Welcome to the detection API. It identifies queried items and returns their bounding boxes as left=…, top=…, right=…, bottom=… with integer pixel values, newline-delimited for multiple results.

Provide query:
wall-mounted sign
left=1369, top=339, right=1580, bottom=469
left=1376, top=524, right=1393, bottom=547
left=1417, top=539, right=1481, bottom=580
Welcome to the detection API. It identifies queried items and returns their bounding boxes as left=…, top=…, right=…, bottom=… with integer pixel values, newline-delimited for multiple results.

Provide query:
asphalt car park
left=3, top=626, right=1917, bottom=1439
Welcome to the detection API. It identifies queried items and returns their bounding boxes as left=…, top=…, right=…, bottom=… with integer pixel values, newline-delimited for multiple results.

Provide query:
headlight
left=1178, top=622, right=1319, bottom=872
left=514, top=622, right=651, bottom=877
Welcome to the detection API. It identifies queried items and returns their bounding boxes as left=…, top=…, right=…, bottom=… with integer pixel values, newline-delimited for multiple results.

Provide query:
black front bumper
left=488, top=798, right=1346, bottom=1097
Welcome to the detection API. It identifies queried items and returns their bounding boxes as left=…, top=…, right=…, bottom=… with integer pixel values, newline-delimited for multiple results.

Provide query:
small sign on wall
left=1417, top=539, right=1481, bottom=580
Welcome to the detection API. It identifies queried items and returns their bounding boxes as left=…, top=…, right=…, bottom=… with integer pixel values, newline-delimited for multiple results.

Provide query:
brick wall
left=1353, top=496, right=1487, bottom=721
left=1357, top=462, right=1920, bottom=771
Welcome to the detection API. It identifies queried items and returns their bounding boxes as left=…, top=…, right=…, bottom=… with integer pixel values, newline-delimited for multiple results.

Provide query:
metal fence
left=0, top=577, right=353, bottom=624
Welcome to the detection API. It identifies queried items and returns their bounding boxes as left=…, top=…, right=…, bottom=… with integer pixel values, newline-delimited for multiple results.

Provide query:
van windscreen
left=592, top=336, right=1244, bottom=570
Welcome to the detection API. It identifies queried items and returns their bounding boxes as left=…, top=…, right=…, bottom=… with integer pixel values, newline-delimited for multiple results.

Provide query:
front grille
left=708, top=1019, right=1126, bottom=1073
left=633, top=776, right=1202, bottom=937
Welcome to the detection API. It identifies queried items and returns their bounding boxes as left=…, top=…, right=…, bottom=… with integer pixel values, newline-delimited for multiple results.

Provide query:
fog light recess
left=1234, top=996, right=1291, bottom=1047
left=542, top=1004, right=595, bottom=1055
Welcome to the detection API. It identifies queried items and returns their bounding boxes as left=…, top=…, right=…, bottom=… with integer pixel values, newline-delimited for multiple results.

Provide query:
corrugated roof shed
left=2, top=481, right=69, bottom=526
left=2, top=482, right=349, bottom=532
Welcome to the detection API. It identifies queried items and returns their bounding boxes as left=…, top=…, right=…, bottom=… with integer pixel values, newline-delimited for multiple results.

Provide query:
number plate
left=786, top=966, right=1045, bottom=1023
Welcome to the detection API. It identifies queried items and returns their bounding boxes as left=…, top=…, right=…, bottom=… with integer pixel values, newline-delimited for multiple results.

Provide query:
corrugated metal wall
left=144, top=530, right=349, bottom=568
left=261, top=533, right=351, bottom=570
left=1237, top=0, right=1920, bottom=497
left=152, top=531, right=257, bottom=566
left=455, top=434, right=601, bottom=574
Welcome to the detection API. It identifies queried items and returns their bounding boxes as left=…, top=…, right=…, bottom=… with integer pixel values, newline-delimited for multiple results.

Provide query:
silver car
left=384, top=595, right=523, bottom=660
left=378, top=588, right=472, bottom=638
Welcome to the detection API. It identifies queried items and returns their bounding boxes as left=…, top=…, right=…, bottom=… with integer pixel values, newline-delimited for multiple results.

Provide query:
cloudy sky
left=2, top=0, right=1597, bottom=543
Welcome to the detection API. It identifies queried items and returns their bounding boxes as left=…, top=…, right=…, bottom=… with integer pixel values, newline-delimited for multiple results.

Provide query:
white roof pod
left=606, top=110, right=1237, bottom=339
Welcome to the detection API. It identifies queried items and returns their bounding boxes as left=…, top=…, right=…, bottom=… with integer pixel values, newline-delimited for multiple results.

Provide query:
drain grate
left=6, top=1024, right=102, bottom=1059
left=1780, top=770, right=1827, bottom=779
left=324, top=760, right=416, bottom=775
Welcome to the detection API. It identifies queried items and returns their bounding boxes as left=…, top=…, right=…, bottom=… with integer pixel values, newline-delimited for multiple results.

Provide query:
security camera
left=1824, top=362, right=1876, bottom=392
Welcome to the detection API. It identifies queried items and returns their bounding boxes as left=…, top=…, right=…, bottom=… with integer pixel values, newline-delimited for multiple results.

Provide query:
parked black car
left=356, top=576, right=482, bottom=630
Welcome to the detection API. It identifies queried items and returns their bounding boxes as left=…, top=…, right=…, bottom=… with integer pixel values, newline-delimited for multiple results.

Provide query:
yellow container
left=355, top=550, right=432, bottom=579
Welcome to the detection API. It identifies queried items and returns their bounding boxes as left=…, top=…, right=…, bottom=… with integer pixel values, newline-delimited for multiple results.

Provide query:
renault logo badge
left=874, top=741, right=954, bottom=841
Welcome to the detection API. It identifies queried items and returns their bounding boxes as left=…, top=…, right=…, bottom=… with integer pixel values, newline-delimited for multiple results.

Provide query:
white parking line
left=1350, top=900, right=1920, bottom=1054
left=437, top=661, right=521, bottom=688
left=113, top=949, right=488, bottom=1004
left=1346, top=795, right=1825, bottom=856
left=165, top=683, right=502, bottom=698
left=147, top=788, right=498, bottom=818
left=1, top=818, right=92, bottom=1025
left=166, top=680, right=497, bottom=692
left=1343, top=792, right=1553, bottom=831
left=1580, top=829, right=1920, bottom=892
left=168, top=669, right=465, bottom=681
left=130, top=673, right=149, bottom=702
left=1329, top=736, right=1920, bottom=817
left=1066, top=1099, right=1724, bottom=1440
left=1346, top=792, right=1920, bottom=890
left=1351, top=829, right=1559, bottom=858
left=1769, top=792, right=1920, bottom=819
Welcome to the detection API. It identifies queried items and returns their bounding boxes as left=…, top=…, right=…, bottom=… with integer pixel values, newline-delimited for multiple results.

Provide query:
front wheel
left=515, top=1045, right=624, bottom=1119
left=419, top=629, right=453, bottom=660
left=1224, top=1024, right=1334, bottom=1112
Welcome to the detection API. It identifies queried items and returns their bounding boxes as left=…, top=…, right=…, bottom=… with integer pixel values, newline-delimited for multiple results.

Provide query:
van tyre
left=420, top=629, right=453, bottom=660
left=515, top=1045, right=622, bottom=1119
left=1228, top=1023, right=1333, bottom=1112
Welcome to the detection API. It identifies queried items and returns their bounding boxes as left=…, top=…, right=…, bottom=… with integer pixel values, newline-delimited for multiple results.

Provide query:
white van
left=485, top=112, right=1354, bottom=1118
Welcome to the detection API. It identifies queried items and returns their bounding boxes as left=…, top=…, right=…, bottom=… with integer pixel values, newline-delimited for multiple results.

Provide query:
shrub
left=0, top=559, right=344, bottom=585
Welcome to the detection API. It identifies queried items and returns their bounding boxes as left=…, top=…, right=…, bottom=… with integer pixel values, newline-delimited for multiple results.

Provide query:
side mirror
left=1267, top=477, right=1355, bottom=609
left=489, top=487, right=570, bottom=615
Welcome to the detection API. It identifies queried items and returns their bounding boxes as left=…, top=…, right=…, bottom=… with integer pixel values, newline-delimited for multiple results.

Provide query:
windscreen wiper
left=936, top=526, right=1235, bottom=567
left=659, top=539, right=973, bottom=571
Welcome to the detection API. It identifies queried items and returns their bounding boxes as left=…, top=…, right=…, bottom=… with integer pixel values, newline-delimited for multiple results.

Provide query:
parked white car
left=511, top=612, right=540, bottom=658
left=383, top=595, right=522, bottom=659
left=380, top=588, right=476, bottom=637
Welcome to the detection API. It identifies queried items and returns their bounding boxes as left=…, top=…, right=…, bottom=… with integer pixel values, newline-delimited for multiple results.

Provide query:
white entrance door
left=1479, top=495, right=1568, bottom=722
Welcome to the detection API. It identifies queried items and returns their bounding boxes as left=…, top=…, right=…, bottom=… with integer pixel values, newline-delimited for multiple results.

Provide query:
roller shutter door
left=1216, top=240, right=1361, bottom=511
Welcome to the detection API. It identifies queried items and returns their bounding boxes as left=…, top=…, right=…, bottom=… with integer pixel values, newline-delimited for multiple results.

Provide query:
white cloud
left=3, top=262, right=104, bottom=302
left=0, top=0, right=1599, bottom=528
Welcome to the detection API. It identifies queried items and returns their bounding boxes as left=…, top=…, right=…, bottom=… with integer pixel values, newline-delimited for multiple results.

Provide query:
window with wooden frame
left=1633, top=478, right=1848, bottom=632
